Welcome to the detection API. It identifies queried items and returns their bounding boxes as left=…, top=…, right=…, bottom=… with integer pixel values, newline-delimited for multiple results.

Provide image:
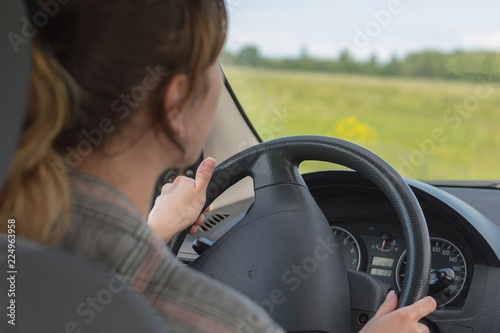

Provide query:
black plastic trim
left=221, top=67, right=263, bottom=142
left=426, top=180, right=500, bottom=189
left=405, top=178, right=500, bottom=266
left=304, top=170, right=500, bottom=268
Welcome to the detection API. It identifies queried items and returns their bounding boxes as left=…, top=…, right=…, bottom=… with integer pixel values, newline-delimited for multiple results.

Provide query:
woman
left=0, top=0, right=435, bottom=332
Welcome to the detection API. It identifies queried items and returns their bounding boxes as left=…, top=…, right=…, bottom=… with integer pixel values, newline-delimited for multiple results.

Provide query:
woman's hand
left=148, top=158, right=216, bottom=243
left=360, top=291, right=437, bottom=333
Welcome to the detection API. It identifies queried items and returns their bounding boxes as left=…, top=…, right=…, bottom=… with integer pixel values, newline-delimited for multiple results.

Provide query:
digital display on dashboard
left=370, top=268, right=392, bottom=277
left=372, top=256, right=395, bottom=268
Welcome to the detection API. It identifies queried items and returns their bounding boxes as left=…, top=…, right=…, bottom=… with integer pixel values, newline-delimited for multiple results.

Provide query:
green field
left=223, top=66, right=500, bottom=180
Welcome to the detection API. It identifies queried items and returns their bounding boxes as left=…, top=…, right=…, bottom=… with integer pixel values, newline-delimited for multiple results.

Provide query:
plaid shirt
left=57, top=169, right=284, bottom=333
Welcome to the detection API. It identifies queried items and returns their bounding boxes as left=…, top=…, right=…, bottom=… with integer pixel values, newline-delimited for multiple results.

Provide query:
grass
left=222, top=66, right=500, bottom=180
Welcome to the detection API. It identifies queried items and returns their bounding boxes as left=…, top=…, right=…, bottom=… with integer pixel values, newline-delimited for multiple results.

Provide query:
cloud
left=461, top=32, right=500, bottom=50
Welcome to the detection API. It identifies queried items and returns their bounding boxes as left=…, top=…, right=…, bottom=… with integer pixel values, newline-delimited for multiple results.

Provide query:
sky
left=224, top=0, right=500, bottom=61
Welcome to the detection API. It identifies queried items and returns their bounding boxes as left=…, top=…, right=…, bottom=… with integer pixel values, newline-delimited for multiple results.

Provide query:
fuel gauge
left=360, top=232, right=405, bottom=289
left=373, top=232, right=400, bottom=252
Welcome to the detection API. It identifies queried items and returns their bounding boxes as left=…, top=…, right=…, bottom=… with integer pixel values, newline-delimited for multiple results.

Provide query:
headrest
left=0, top=1, right=31, bottom=189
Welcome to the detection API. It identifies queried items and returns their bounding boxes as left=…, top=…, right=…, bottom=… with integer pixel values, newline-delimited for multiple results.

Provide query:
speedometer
left=396, top=237, right=467, bottom=307
left=331, top=226, right=361, bottom=270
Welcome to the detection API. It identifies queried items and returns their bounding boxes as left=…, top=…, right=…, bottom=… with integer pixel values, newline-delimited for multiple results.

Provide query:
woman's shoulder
left=68, top=168, right=144, bottom=222
left=56, top=169, right=176, bottom=272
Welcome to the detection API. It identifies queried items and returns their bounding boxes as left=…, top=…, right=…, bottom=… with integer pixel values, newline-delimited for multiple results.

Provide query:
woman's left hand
left=148, top=158, right=216, bottom=243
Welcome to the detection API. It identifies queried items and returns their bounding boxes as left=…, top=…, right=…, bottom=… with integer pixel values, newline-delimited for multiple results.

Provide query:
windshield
left=219, top=0, right=500, bottom=180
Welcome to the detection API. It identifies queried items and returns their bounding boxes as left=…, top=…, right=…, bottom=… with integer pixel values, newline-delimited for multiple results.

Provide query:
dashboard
left=179, top=170, right=500, bottom=332
left=307, top=173, right=476, bottom=309
left=304, top=171, right=500, bottom=331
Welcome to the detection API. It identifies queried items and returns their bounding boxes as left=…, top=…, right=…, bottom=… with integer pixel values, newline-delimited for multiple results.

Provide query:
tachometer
left=331, top=226, right=361, bottom=270
left=396, top=237, right=467, bottom=306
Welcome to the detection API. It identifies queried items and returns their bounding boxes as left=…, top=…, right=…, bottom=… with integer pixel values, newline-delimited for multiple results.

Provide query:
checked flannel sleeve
left=57, top=169, right=285, bottom=333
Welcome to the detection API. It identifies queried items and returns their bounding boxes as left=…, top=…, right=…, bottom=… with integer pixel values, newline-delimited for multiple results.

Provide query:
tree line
left=220, top=46, right=500, bottom=81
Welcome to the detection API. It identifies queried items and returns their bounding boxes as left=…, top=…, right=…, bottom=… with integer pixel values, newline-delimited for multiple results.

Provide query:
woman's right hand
left=148, top=158, right=216, bottom=243
left=360, top=291, right=437, bottom=333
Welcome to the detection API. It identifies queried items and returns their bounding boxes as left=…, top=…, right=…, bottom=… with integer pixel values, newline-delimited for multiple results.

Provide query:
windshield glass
left=219, top=0, right=500, bottom=180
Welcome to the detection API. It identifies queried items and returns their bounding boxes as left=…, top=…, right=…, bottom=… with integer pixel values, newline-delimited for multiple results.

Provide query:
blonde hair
left=0, top=42, right=80, bottom=244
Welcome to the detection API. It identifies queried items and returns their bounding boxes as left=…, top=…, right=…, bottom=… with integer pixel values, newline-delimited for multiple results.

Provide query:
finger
left=418, top=322, right=430, bottom=333
left=195, top=214, right=205, bottom=226
left=374, top=290, right=398, bottom=318
left=204, top=205, right=211, bottom=213
left=408, top=296, right=437, bottom=321
left=195, top=158, right=216, bottom=192
left=161, top=183, right=173, bottom=193
left=188, top=225, right=198, bottom=234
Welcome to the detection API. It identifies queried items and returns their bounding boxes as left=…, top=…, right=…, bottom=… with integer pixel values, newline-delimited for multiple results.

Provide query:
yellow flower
left=333, top=116, right=379, bottom=142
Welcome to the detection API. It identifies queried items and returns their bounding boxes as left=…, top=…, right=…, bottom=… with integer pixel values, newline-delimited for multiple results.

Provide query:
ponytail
left=0, top=42, right=78, bottom=244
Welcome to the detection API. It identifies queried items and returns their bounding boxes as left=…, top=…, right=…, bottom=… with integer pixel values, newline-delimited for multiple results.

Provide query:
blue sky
left=224, top=0, right=500, bottom=61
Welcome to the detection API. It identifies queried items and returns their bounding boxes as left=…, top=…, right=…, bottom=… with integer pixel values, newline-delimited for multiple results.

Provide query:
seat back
left=0, top=234, right=169, bottom=332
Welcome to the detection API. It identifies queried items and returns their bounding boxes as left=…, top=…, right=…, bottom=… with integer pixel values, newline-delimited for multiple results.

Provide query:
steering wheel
left=170, top=135, right=431, bottom=333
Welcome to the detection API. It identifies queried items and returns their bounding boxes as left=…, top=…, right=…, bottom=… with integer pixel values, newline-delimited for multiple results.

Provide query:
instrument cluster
left=331, top=223, right=471, bottom=308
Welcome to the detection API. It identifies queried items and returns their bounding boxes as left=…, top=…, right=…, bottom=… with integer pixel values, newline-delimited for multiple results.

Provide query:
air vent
left=200, top=213, right=230, bottom=232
